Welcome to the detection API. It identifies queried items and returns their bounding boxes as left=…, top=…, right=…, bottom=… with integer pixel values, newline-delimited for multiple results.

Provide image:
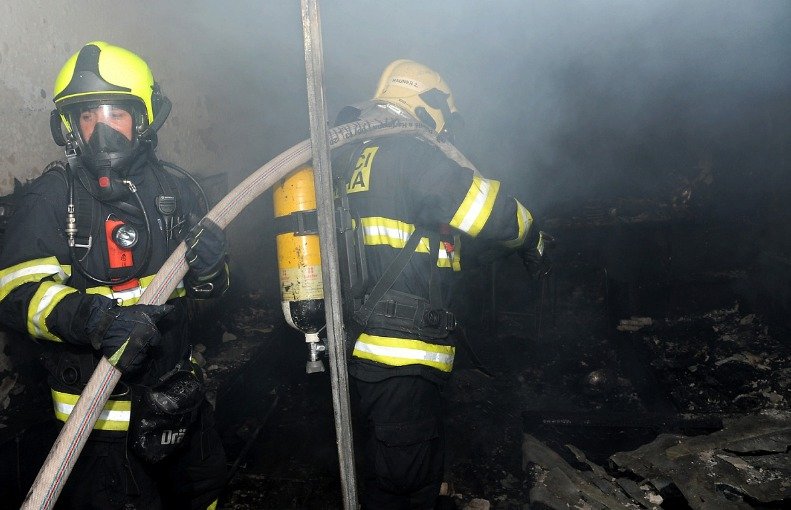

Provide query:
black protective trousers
left=61, top=402, right=226, bottom=510
left=0, top=402, right=226, bottom=510
left=352, top=375, right=445, bottom=510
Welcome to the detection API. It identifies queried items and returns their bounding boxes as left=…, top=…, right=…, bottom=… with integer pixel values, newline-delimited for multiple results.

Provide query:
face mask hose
left=66, top=170, right=153, bottom=287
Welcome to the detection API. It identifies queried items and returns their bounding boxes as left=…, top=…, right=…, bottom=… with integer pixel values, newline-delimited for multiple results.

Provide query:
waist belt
left=364, top=289, right=456, bottom=340
left=51, top=388, right=131, bottom=432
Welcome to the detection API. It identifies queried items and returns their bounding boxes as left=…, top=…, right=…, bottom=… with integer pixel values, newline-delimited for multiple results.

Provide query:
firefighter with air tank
left=275, top=59, right=548, bottom=509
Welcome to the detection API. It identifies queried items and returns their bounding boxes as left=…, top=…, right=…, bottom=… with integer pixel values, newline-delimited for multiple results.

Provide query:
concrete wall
left=0, top=1, right=241, bottom=194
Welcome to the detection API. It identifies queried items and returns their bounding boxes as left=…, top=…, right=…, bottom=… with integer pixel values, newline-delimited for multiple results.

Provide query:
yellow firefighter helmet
left=373, top=59, right=462, bottom=138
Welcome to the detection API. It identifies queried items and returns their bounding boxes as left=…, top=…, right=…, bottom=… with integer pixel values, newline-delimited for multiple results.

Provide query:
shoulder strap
left=153, top=161, right=183, bottom=210
left=352, top=226, right=428, bottom=326
left=426, top=230, right=443, bottom=310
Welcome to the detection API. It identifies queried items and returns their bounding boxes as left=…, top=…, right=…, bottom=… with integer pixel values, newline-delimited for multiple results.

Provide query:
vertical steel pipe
left=299, top=1, right=359, bottom=508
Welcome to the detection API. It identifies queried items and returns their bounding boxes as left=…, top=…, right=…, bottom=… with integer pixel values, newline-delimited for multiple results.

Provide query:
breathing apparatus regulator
left=49, top=41, right=191, bottom=288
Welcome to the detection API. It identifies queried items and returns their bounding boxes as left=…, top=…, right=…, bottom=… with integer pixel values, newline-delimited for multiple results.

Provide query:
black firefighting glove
left=519, top=225, right=553, bottom=280
left=184, top=216, right=228, bottom=282
left=84, top=296, right=174, bottom=374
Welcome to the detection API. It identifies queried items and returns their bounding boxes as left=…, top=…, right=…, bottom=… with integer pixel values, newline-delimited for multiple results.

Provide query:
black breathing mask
left=82, top=121, right=134, bottom=174
left=85, top=121, right=134, bottom=161
left=82, top=122, right=136, bottom=201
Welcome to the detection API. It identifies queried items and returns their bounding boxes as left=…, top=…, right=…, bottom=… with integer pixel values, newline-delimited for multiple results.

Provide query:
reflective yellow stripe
left=206, top=500, right=218, bottom=510
left=362, top=217, right=460, bottom=270
left=449, top=176, right=500, bottom=237
left=360, top=217, right=431, bottom=252
left=27, top=282, right=77, bottom=341
left=436, top=234, right=462, bottom=272
left=353, top=333, right=455, bottom=372
left=0, top=257, right=67, bottom=302
left=85, top=274, right=186, bottom=305
left=51, top=389, right=131, bottom=431
left=437, top=243, right=461, bottom=270
left=502, top=200, right=533, bottom=249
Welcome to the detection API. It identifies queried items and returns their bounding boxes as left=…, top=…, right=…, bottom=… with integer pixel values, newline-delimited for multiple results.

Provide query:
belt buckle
left=445, top=312, right=457, bottom=331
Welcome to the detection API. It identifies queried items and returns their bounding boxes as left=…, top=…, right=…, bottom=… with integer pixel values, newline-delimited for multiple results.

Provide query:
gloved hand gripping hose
left=23, top=113, right=477, bottom=509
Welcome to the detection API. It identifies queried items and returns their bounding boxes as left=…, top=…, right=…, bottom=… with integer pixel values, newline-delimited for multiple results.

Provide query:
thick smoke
left=169, top=1, right=789, bottom=213
left=161, top=0, right=789, bottom=292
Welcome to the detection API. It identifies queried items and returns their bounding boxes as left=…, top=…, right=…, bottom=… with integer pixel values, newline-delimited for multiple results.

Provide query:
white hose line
left=23, top=116, right=446, bottom=509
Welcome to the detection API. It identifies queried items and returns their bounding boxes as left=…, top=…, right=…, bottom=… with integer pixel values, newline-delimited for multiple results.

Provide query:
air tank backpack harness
left=41, top=152, right=208, bottom=462
left=273, top=155, right=456, bottom=372
left=342, top=140, right=457, bottom=336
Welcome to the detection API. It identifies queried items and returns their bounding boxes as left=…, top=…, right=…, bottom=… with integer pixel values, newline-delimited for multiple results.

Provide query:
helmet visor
left=62, top=100, right=145, bottom=176
left=68, top=102, right=136, bottom=143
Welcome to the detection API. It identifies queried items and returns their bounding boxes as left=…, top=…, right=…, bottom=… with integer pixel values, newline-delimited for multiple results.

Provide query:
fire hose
left=22, top=112, right=479, bottom=509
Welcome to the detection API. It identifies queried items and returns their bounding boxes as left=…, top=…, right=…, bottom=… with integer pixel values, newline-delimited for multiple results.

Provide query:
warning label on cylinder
left=280, top=266, right=324, bottom=301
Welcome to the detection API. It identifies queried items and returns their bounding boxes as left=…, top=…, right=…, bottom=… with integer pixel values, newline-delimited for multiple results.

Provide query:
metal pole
left=300, top=1, right=359, bottom=509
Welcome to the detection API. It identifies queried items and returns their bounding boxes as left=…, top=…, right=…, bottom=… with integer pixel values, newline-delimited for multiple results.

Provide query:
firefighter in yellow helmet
left=333, top=60, right=546, bottom=509
left=0, top=42, right=229, bottom=508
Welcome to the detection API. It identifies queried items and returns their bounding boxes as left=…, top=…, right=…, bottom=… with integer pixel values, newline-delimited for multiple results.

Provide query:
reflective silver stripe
left=53, top=401, right=131, bottom=424
left=87, top=279, right=186, bottom=305
left=459, top=178, right=490, bottom=232
left=361, top=217, right=431, bottom=252
left=29, top=283, right=75, bottom=339
left=0, top=263, right=63, bottom=287
left=449, top=176, right=501, bottom=237
left=354, top=339, right=454, bottom=366
left=0, top=260, right=66, bottom=301
left=52, top=389, right=131, bottom=431
left=363, top=223, right=408, bottom=243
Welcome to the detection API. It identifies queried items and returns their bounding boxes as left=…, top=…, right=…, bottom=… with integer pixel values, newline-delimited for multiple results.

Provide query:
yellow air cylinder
left=273, top=165, right=325, bottom=371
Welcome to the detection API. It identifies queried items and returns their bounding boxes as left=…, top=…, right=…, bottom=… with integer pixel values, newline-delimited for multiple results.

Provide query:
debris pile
left=610, top=411, right=791, bottom=509
left=523, top=410, right=791, bottom=509
left=632, top=303, right=790, bottom=414
left=523, top=434, right=663, bottom=509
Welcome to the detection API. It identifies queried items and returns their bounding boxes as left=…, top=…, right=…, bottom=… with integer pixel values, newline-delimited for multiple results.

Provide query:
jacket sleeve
left=175, top=174, right=230, bottom=300
left=410, top=142, right=535, bottom=250
left=184, top=261, right=229, bottom=299
left=0, top=173, right=92, bottom=344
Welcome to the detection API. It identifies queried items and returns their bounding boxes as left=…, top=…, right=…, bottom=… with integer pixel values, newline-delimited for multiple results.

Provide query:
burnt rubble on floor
left=196, top=283, right=791, bottom=509
left=519, top=302, right=790, bottom=510
left=609, top=410, right=791, bottom=509
left=628, top=303, right=789, bottom=415
left=523, top=411, right=791, bottom=510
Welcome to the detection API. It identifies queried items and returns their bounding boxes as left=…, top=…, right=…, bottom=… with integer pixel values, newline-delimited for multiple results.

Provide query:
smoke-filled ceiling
left=160, top=0, right=789, bottom=216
